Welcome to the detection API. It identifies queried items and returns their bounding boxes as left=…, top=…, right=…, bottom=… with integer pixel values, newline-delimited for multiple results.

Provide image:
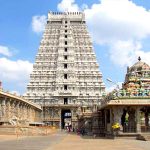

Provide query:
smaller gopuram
left=92, top=57, right=150, bottom=137
left=123, top=56, right=150, bottom=96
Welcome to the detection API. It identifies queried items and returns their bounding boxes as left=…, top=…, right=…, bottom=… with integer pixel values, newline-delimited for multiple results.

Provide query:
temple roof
left=129, top=57, right=150, bottom=72
left=101, top=57, right=150, bottom=108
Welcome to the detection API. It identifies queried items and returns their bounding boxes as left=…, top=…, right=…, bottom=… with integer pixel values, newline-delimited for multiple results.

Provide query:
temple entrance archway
left=61, top=109, right=72, bottom=129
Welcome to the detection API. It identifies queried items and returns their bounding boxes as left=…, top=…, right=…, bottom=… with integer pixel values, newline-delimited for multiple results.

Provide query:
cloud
left=109, top=40, right=150, bottom=67
left=83, top=0, right=150, bottom=66
left=32, top=15, right=47, bottom=33
left=85, top=0, right=150, bottom=43
left=0, top=45, right=12, bottom=57
left=0, top=57, right=32, bottom=81
left=57, top=0, right=80, bottom=12
left=135, top=49, right=150, bottom=65
left=0, top=57, right=33, bottom=89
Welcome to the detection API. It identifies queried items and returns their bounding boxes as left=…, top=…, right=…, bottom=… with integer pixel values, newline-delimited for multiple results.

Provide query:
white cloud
left=32, top=15, right=47, bottom=33
left=0, top=45, right=12, bottom=57
left=57, top=0, right=80, bottom=12
left=109, top=40, right=150, bottom=67
left=135, top=49, right=150, bottom=65
left=85, top=0, right=150, bottom=43
left=0, top=57, right=33, bottom=85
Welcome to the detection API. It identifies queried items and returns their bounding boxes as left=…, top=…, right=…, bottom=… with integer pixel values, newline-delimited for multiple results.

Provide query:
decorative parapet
left=48, top=11, right=85, bottom=22
left=104, top=88, right=150, bottom=101
left=100, top=89, right=150, bottom=108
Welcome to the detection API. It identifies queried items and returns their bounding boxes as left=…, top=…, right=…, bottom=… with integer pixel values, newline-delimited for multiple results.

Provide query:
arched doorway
left=61, top=109, right=72, bottom=129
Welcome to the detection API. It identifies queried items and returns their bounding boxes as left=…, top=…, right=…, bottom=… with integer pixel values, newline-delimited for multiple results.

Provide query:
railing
left=141, top=126, right=150, bottom=132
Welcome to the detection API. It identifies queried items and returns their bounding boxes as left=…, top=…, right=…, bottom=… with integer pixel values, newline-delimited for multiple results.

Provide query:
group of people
left=65, top=122, right=86, bottom=136
left=77, top=127, right=85, bottom=136
left=65, top=125, right=85, bottom=136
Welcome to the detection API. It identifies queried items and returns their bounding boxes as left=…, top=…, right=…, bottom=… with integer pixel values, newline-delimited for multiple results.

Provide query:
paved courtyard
left=0, top=131, right=150, bottom=150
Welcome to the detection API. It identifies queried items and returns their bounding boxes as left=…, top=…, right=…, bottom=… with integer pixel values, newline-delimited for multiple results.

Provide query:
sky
left=0, top=0, right=150, bottom=95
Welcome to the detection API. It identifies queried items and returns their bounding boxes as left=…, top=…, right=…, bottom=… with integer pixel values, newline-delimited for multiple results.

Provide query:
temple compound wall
left=0, top=89, right=42, bottom=126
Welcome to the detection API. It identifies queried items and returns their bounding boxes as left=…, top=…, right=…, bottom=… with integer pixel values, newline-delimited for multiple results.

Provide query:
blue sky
left=0, top=0, right=150, bottom=94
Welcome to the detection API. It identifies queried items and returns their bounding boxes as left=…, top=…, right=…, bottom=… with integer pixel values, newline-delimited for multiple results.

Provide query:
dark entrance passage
left=61, top=109, right=71, bottom=129
left=121, top=108, right=136, bottom=133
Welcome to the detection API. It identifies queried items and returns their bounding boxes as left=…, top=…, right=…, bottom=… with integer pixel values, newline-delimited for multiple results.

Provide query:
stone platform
left=0, top=125, right=56, bottom=136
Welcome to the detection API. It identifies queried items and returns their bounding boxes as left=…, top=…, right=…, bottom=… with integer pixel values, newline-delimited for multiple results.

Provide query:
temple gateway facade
left=24, top=12, right=105, bottom=129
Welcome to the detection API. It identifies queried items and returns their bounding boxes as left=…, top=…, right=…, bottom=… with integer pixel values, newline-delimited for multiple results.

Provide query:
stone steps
left=115, top=133, right=139, bottom=140
left=137, top=133, right=150, bottom=141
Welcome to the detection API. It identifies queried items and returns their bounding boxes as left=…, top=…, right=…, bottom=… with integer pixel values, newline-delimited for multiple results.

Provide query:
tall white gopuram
left=25, top=12, right=105, bottom=128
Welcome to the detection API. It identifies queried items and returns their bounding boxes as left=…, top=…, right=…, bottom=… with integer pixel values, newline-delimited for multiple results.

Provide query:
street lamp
left=106, top=78, right=121, bottom=97
left=106, top=78, right=120, bottom=90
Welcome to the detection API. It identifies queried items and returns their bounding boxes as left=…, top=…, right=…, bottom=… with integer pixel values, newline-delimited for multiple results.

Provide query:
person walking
left=81, top=128, right=85, bottom=136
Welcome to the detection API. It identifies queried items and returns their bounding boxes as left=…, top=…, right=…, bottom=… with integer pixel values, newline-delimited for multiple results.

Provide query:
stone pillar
left=16, top=102, right=20, bottom=120
left=11, top=101, right=15, bottom=118
left=71, top=108, right=77, bottom=129
left=0, top=101, right=2, bottom=119
left=104, top=109, right=107, bottom=132
left=30, top=108, right=33, bottom=121
left=21, top=104, right=24, bottom=120
left=1, top=98, right=6, bottom=119
left=32, top=108, right=35, bottom=122
left=113, top=106, right=123, bottom=125
left=59, top=109, right=62, bottom=129
left=6, top=100, right=11, bottom=120
left=22, top=104, right=27, bottom=122
left=29, top=107, right=32, bottom=122
left=109, top=108, right=113, bottom=133
left=136, top=107, right=141, bottom=133
left=18, top=103, right=22, bottom=121
left=20, top=103, right=23, bottom=122
left=24, top=105, right=28, bottom=121
left=27, top=106, right=30, bottom=122
left=112, top=106, right=123, bottom=133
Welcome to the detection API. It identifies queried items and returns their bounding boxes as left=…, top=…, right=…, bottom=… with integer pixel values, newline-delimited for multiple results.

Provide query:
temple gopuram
left=123, top=56, right=150, bottom=97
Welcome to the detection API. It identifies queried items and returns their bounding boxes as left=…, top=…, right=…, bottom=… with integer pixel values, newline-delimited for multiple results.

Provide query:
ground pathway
left=0, top=131, right=150, bottom=150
